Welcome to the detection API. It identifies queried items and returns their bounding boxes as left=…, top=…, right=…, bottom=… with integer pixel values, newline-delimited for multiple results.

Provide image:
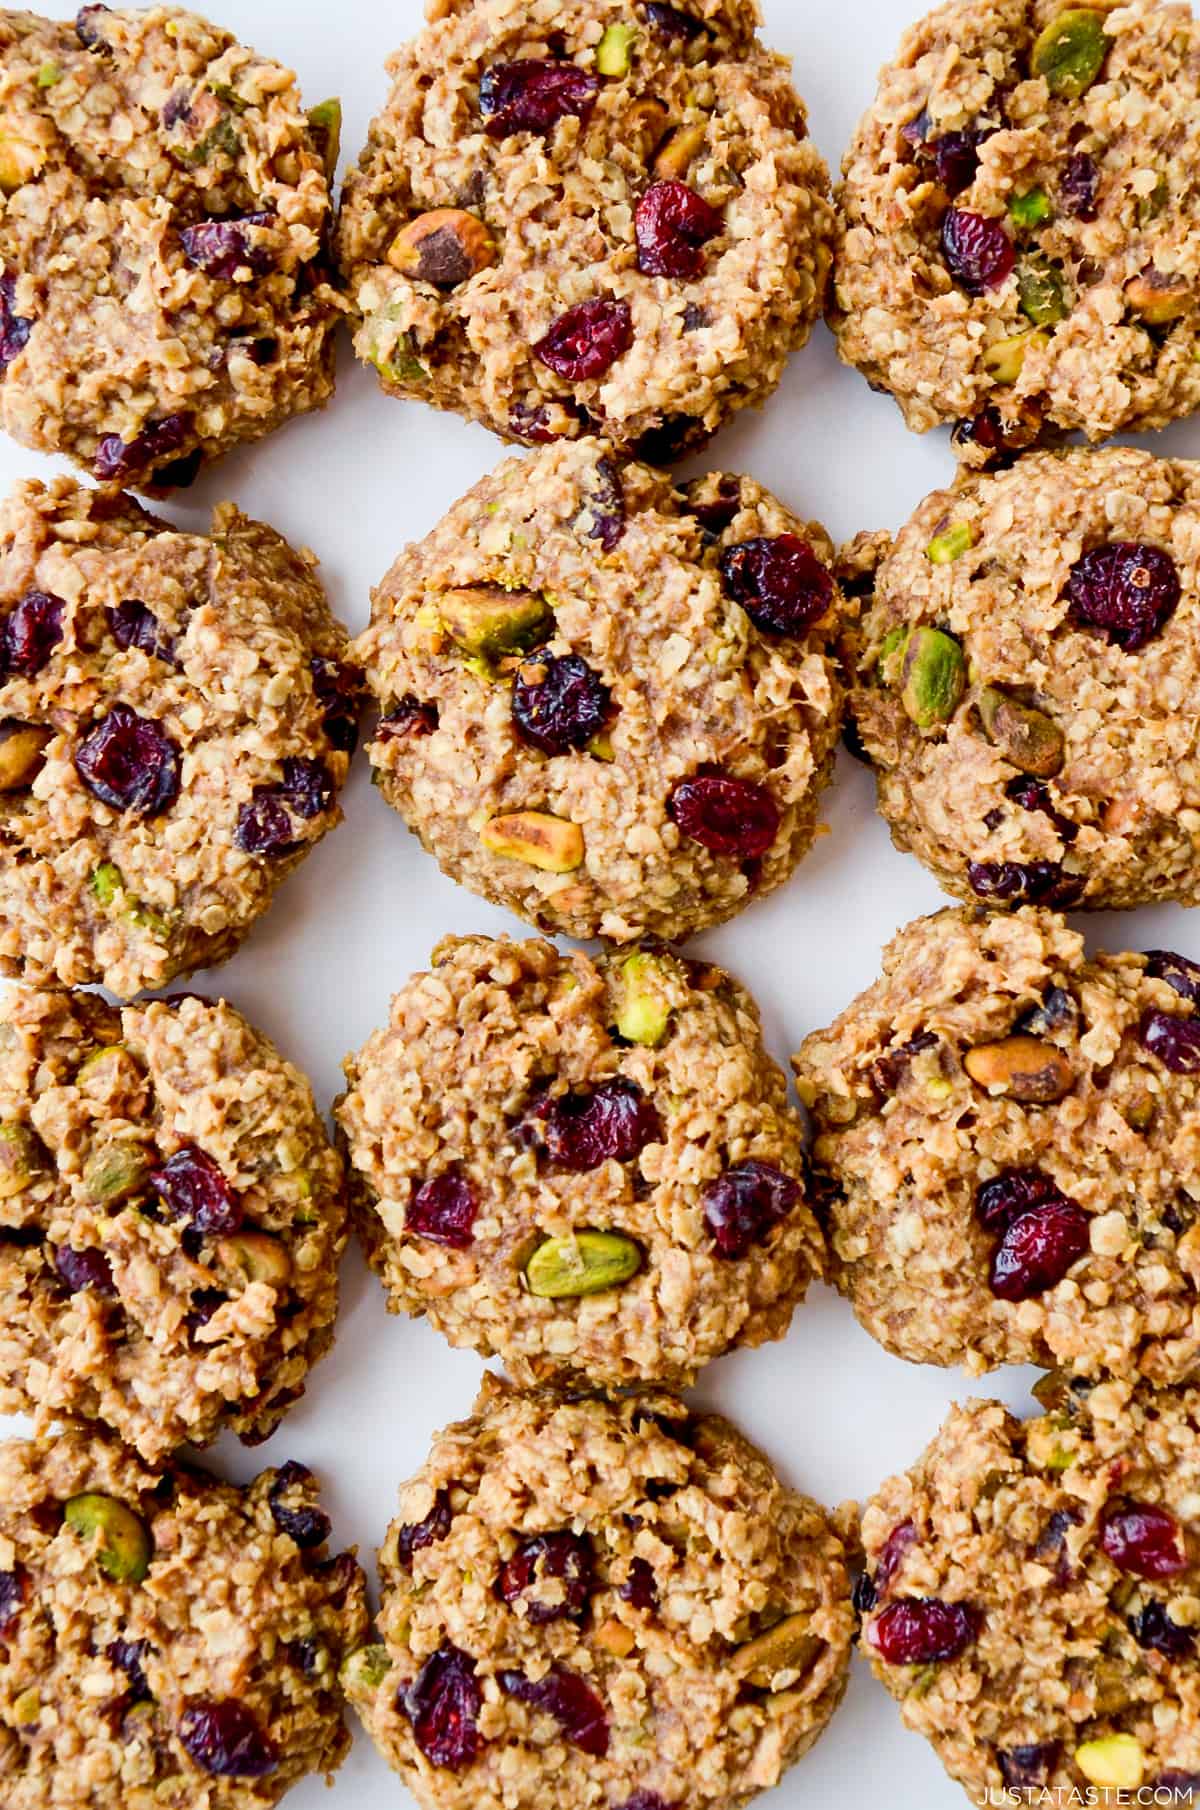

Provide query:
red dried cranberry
left=404, top=1645, right=483, bottom=1771
left=268, top=1461, right=332, bottom=1550
left=509, top=403, right=559, bottom=443
left=54, top=1244, right=116, bottom=1297
left=75, top=704, right=180, bottom=816
left=940, top=209, right=1014, bottom=293
left=107, top=600, right=175, bottom=664
left=1064, top=542, right=1181, bottom=652
left=280, top=756, right=333, bottom=819
left=479, top=61, right=599, bottom=137
left=107, top=1637, right=151, bottom=1700
left=1128, top=1598, right=1194, bottom=1658
left=512, top=650, right=610, bottom=755
left=497, top=1530, right=594, bottom=1624
left=952, top=406, right=1006, bottom=453
left=310, top=655, right=361, bottom=755
left=642, top=1, right=703, bottom=38
left=396, top=1490, right=453, bottom=1567
left=377, top=697, right=438, bottom=741
left=868, top=1598, right=979, bottom=1664
left=150, top=1145, right=241, bottom=1235
left=875, top=1519, right=919, bottom=1595
left=179, top=1700, right=278, bottom=1778
left=668, top=772, right=779, bottom=859
left=1060, top=152, right=1099, bottom=220
left=0, top=1565, right=29, bottom=1637
left=870, top=1031, right=938, bottom=1099
left=852, top=1571, right=878, bottom=1614
left=1101, top=1502, right=1188, bottom=1579
left=990, top=1199, right=1089, bottom=1301
left=721, top=534, right=834, bottom=637
left=687, top=475, right=742, bottom=535
left=998, top=1744, right=1059, bottom=1789
left=1004, top=775, right=1079, bottom=843
left=701, top=1160, right=800, bottom=1259
left=75, top=5, right=109, bottom=49
left=577, top=455, right=626, bottom=551
left=932, top=131, right=983, bottom=197
left=534, top=299, right=633, bottom=381
left=618, top=1556, right=658, bottom=1612
left=635, top=181, right=723, bottom=280
left=633, top=414, right=710, bottom=465
left=94, top=413, right=192, bottom=484
left=408, top=1174, right=478, bottom=1249
left=2, top=590, right=64, bottom=677
left=966, top=860, right=1083, bottom=907
left=1139, top=1008, right=1200, bottom=1074
left=0, top=273, right=32, bottom=371
left=538, top=1078, right=661, bottom=1170
left=976, top=1168, right=1069, bottom=1233
left=1145, top=950, right=1200, bottom=1004
left=180, top=213, right=274, bottom=280
left=235, top=791, right=295, bottom=854
left=498, top=1665, right=609, bottom=1757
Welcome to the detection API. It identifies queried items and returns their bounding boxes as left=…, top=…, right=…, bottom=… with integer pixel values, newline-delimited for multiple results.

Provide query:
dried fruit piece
left=720, top=534, right=834, bottom=636
left=440, top=586, right=552, bottom=661
left=378, top=696, right=437, bottom=741
left=701, top=1160, right=801, bottom=1259
left=875, top=1519, right=919, bottom=1594
left=990, top=1197, right=1089, bottom=1300
left=534, top=298, right=633, bottom=381
left=978, top=687, right=1064, bottom=776
left=613, top=952, right=672, bottom=1046
left=964, top=1036, right=1073, bottom=1102
left=512, top=651, right=611, bottom=755
left=404, top=1645, right=483, bottom=1770
left=635, top=181, right=722, bottom=279
left=310, top=655, right=361, bottom=754
left=150, top=1145, right=242, bottom=1235
left=1018, top=258, right=1068, bottom=326
left=619, top=1557, right=658, bottom=1611
left=668, top=772, right=779, bottom=859
left=396, top=1490, right=453, bottom=1567
left=967, top=860, right=1083, bottom=907
left=925, top=523, right=974, bottom=564
left=65, top=1493, right=152, bottom=1582
left=1145, top=950, right=1200, bottom=1003
left=2, top=589, right=64, bottom=677
left=538, top=1079, right=661, bottom=1170
left=75, top=704, right=180, bottom=816
left=731, top=1612, right=820, bottom=1687
left=1125, top=269, right=1192, bottom=325
left=1128, top=1598, right=1195, bottom=1657
left=235, top=791, right=295, bottom=855
left=597, top=23, right=638, bottom=76
left=479, top=61, right=599, bottom=137
left=0, top=272, right=32, bottom=371
left=643, top=3, right=703, bottom=40
left=999, top=1745, right=1060, bottom=1789
left=1139, top=1008, right=1200, bottom=1073
left=941, top=210, right=1014, bottom=294
left=1074, top=1734, right=1143, bottom=1790
left=1101, top=1502, right=1188, bottom=1578
left=408, top=1174, right=478, bottom=1249
left=1060, top=151, right=1099, bottom=219
left=178, top=1700, right=279, bottom=1778
left=1031, top=10, right=1109, bottom=97
left=0, top=1567, right=29, bottom=1637
left=525, top=1229, right=643, bottom=1297
left=54, top=1245, right=117, bottom=1296
left=898, top=627, right=965, bottom=728
left=0, top=722, right=50, bottom=790
left=480, top=810, right=584, bottom=872
left=867, top=1598, right=979, bottom=1664
left=94, top=413, right=192, bottom=484
left=1008, top=187, right=1052, bottom=229
left=931, top=130, right=983, bottom=197
left=498, top=1666, right=609, bottom=1756
left=497, top=1530, right=594, bottom=1622
left=387, top=210, right=497, bottom=288
left=108, top=599, right=176, bottom=663
left=576, top=456, right=626, bottom=551
left=653, top=123, right=708, bottom=182
left=1065, top=542, right=1182, bottom=652
left=180, top=213, right=273, bottom=279
left=267, top=1460, right=331, bottom=1549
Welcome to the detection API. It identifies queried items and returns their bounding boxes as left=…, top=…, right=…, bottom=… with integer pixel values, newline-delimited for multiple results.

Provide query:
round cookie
left=342, top=1374, right=854, bottom=1810
left=859, top=1378, right=1200, bottom=1801
left=794, top=905, right=1200, bottom=1381
left=0, top=984, right=346, bottom=1461
left=0, top=4, right=340, bottom=489
left=833, top=0, right=1200, bottom=459
left=0, top=1425, right=368, bottom=1808
left=845, top=446, right=1200, bottom=913
left=336, top=933, right=823, bottom=1389
left=356, top=439, right=844, bottom=943
left=334, top=0, right=832, bottom=458
left=0, top=477, right=357, bottom=997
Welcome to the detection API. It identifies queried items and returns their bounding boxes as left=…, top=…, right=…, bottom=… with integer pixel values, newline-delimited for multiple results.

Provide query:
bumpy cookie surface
left=834, top=0, right=1200, bottom=457
left=794, top=906, right=1200, bottom=1381
left=334, top=0, right=832, bottom=456
left=343, top=1375, right=853, bottom=1810
left=0, top=477, right=356, bottom=997
left=0, top=986, right=346, bottom=1461
left=859, top=1379, right=1200, bottom=1800
left=356, top=440, right=844, bottom=942
left=0, top=4, right=339, bottom=487
left=0, top=1426, right=368, bottom=1808
left=845, top=447, right=1200, bottom=913
left=337, top=934, right=823, bottom=1388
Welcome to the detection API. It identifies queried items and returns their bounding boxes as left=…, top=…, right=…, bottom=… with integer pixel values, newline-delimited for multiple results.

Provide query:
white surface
left=10, top=2, right=1200, bottom=1806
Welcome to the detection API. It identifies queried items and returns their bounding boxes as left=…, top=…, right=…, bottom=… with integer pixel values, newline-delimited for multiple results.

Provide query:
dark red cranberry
left=479, top=61, right=599, bottom=137
left=396, top=1489, right=453, bottom=1567
left=687, top=475, right=742, bottom=535
left=150, top=1145, right=241, bottom=1235
left=633, top=414, right=711, bottom=466
left=235, top=791, right=295, bottom=855
left=285, top=1637, right=322, bottom=1678
left=408, top=1174, right=478, bottom=1249
left=1004, top=775, right=1079, bottom=843
left=1017, top=988, right=1078, bottom=1037
left=497, top=1531, right=594, bottom=1624
left=509, top=402, right=559, bottom=443
left=619, top=1556, right=658, bottom=1612
left=870, top=1031, right=938, bottom=1099
left=0, top=1565, right=29, bottom=1637
left=108, top=600, right=175, bottom=664
left=701, top=1160, right=800, bottom=1259
left=0, top=273, right=32, bottom=371
left=512, top=651, right=610, bottom=755
left=1128, top=1598, right=1194, bottom=1658
left=940, top=209, right=1014, bottom=293
left=280, top=756, right=333, bottom=819
left=966, top=860, right=1084, bottom=907
left=186, top=1288, right=227, bottom=1338
left=1064, top=541, right=1181, bottom=652
left=932, top=131, right=983, bottom=197
left=75, top=5, right=110, bottom=49
left=75, top=704, right=180, bottom=817
left=107, top=1637, right=150, bottom=1700
left=180, top=213, right=274, bottom=280
left=179, top=1700, right=278, bottom=1778
left=720, top=534, right=834, bottom=637
left=268, top=1461, right=332, bottom=1550
left=538, top=1078, right=661, bottom=1171
left=868, top=1598, right=979, bottom=1664
left=577, top=455, right=626, bottom=551
left=377, top=697, right=438, bottom=741
left=635, top=181, right=723, bottom=279
left=951, top=406, right=1005, bottom=453
left=534, top=299, right=633, bottom=381
left=94, top=413, right=192, bottom=484
left=2, top=590, right=64, bottom=677
left=668, top=772, right=779, bottom=859
left=990, top=1200, right=1090, bottom=1301
left=1145, top=950, right=1200, bottom=1004
left=1139, top=1008, right=1200, bottom=1074
left=161, top=87, right=192, bottom=129
left=54, top=1244, right=116, bottom=1297
left=1060, top=151, right=1099, bottom=220
left=1101, top=1502, right=1188, bottom=1579
left=310, top=655, right=361, bottom=755
left=404, top=1645, right=483, bottom=1771
left=900, top=110, right=930, bottom=147
left=998, top=1744, right=1059, bottom=1789
left=498, top=1665, right=609, bottom=1757
left=852, top=1571, right=878, bottom=1614
left=643, top=1, right=703, bottom=38
left=976, top=1168, right=1070, bottom=1233
left=875, top=1519, right=919, bottom=1594
left=1035, top=1507, right=1081, bottom=1583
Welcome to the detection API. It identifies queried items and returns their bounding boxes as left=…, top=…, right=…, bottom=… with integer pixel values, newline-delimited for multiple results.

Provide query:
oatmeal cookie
left=0, top=1424, right=368, bottom=1808
left=334, top=0, right=832, bottom=457
left=356, top=439, right=844, bottom=943
left=342, top=1374, right=854, bottom=1810
left=859, top=1377, right=1200, bottom=1801
left=833, top=0, right=1200, bottom=459
left=336, top=933, right=823, bottom=1389
left=0, top=984, right=346, bottom=1461
left=0, top=4, right=340, bottom=488
left=794, top=905, right=1200, bottom=1381
left=0, top=476, right=357, bottom=997
left=845, top=446, right=1200, bottom=913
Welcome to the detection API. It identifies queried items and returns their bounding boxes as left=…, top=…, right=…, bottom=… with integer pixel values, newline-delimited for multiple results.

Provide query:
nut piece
left=341, top=1645, right=391, bottom=1692
left=597, top=22, right=638, bottom=76
left=524, top=1229, right=643, bottom=1297
left=613, top=952, right=673, bottom=1046
left=216, top=1231, right=293, bottom=1288
left=1125, top=269, right=1192, bottom=324
left=1030, top=9, right=1109, bottom=97
left=654, top=123, right=707, bottom=181
left=978, top=687, right=1064, bottom=776
left=898, top=627, right=966, bottom=729
left=628, top=97, right=670, bottom=153
left=11, top=1687, right=40, bottom=1728
left=730, top=1612, right=821, bottom=1688
left=0, top=129, right=45, bottom=195
left=1074, top=1735, right=1144, bottom=1790
left=1008, top=187, right=1052, bottom=228
left=387, top=210, right=497, bottom=288
left=925, top=523, right=974, bottom=565
left=963, top=1035, right=1074, bottom=1102
left=481, top=811, right=584, bottom=873
left=0, top=1121, right=40, bottom=1198
left=64, top=1493, right=153, bottom=1583
left=0, top=722, right=51, bottom=790
left=84, top=1139, right=150, bottom=1205
left=307, top=97, right=341, bottom=180
left=438, top=586, right=552, bottom=661
left=983, top=328, right=1048, bottom=383
left=1018, top=258, right=1068, bottom=326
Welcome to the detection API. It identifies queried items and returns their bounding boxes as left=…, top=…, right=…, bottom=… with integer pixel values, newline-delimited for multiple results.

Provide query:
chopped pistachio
left=64, top=1493, right=152, bottom=1583
left=439, top=586, right=551, bottom=661
left=216, top=1231, right=292, bottom=1288
left=1125, top=269, right=1191, bottom=324
left=963, top=1035, right=1074, bottom=1103
left=653, top=123, right=707, bottom=181
left=597, top=22, right=638, bottom=76
left=898, top=627, right=966, bottom=729
left=730, top=1613, right=821, bottom=1688
left=977, top=686, right=1064, bottom=776
left=1008, top=187, right=1052, bottom=229
left=480, top=811, right=584, bottom=872
left=1074, top=1734, right=1143, bottom=1789
left=36, top=61, right=62, bottom=88
left=525, top=1230, right=643, bottom=1297
left=1030, top=9, right=1109, bottom=97
left=613, top=952, right=673, bottom=1047
left=1138, top=173, right=1169, bottom=225
left=84, top=1140, right=150, bottom=1205
left=90, top=862, right=122, bottom=909
left=387, top=210, right=497, bottom=288
left=1018, top=258, right=1068, bottom=327
left=925, top=522, right=974, bottom=565
left=340, top=1645, right=391, bottom=1692
left=0, top=1122, right=41, bottom=1199
left=982, top=328, right=1048, bottom=383
left=306, top=97, right=341, bottom=179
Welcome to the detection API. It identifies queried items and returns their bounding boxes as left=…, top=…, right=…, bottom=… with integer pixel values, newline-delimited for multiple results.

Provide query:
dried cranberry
left=377, top=697, right=438, bottom=741
left=54, top=1244, right=116, bottom=1297
left=235, top=791, right=295, bottom=855
left=1004, top=775, right=1079, bottom=843
left=161, top=87, right=192, bottom=129
left=2, top=590, right=64, bottom=677
left=1139, top=1008, right=1200, bottom=1074
left=976, top=1168, right=1069, bottom=1233
left=479, top=60, right=599, bottom=137
left=1156, top=1775, right=1200, bottom=1799
left=280, top=756, right=333, bottom=819
left=404, top=1645, right=483, bottom=1771
left=180, top=213, right=274, bottom=280
left=268, top=1461, right=332, bottom=1550
left=687, top=475, right=741, bottom=535
left=990, top=1199, right=1089, bottom=1301
left=498, top=1665, right=609, bottom=1757
left=951, top=406, right=1006, bottom=453
left=721, top=534, right=834, bottom=637
left=1064, top=542, right=1181, bottom=652
left=577, top=456, right=626, bottom=551
left=150, top=1146, right=241, bottom=1235
left=512, top=651, right=610, bottom=755
left=186, top=1288, right=227, bottom=1337
left=668, top=772, right=779, bottom=859
left=178, top=1700, right=279, bottom=1778
left=1128, top=1598, right=1194, bottom=1658
left=633, top=414, right=710, bottom=465
left=701, top=1160, right=800, bottom=1259
left=497, top=1531, right=594, bottom=1624
left=1101, top=1502, right=1188, bottom=1579
left=94, top=413, right=192, bottom=484
left=0, top=1566, right=29, bottom=1637
left=619, top=1557, right=658, bottom=1612
left=285, top=1637, right=322, bottom=1677
left=875, top=1519, right=919, bottom=1595
left=868, top=1598, right=979, bottom=1664
left=534, top=299, right=633, bottom=381
left=154, top=448, right=203, bottom=490
left=75, top=5, right=109, bottom=49
left=407, top=1174, right=478, bottom=1249
left=940, top=209, right=1014, bottom=293
left=108, top=600, right=175, bottom=664
left=1145, top=950, right=1200, bottom=1004
left=396, top=1490, right=453, bottom=1567
left=75, top=704, right=180, bottom=816
left=0, top=273, right=32, bottom=371
left=966, top=860, right=1083, bottom=907
left=1035, top=1507, right=1081, bottom=1583
left=310, top=656, right=361, bottom=755
left=538, top=1078, right=661, bottom=1171
left=1060, top=152, right=1099, bottom=220
left=870, top=1031, right=938, bottom=1099
left=635, top=181, right=723, bottom=280
left=900, top=110, right=931, bottom=148
left=998, top=1744, right=1059, bottom=1789
left=642, top=1, right=703, bottom=38
left=932, top=131, right=982, bottom=197
left=852, top=1571, right=878, bottom=1614
left=107, top=1638, right=151, bottom=1700
left=509, top=402, right=559, bottom=442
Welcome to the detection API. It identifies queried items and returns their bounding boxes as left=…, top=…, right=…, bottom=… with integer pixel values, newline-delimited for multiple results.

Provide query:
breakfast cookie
left=0, top=984, right=346, bottom=1462
left=342, top=1374, right=854, bottom=1810
left=336, top=934, right=823, bottom=1389
left=845, top=446, right=1200, bottom=912
left=833, top=0, right=1200, bottom=459
left=0, top=3, right=341, bottom=488
left=0, top=1424, right=368, bottom=1808
left=859, top=1377, right=1200, bottom=1801
left=794, top=905, right=1200, bottom=1381
left=0, top=477, right=357, bottom=998
left=334, top=0, right=833, bottom=457
left=356, top=439, right=844, bottom=943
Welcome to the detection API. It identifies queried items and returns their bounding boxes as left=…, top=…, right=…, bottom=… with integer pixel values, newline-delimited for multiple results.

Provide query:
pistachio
left=594, top=1616, right=636, bottom=1657
left=363, top=303, right=429, bottom=385
left=524, top=1229, right=642, bottom=1297
left=1008, top=187, right=1052, bottom=229
left=387, top=209, right=497, bottom=289
left=730, top=1613, right=821, bottom=1688
left=340, top=1645, right=391, bottom=1693
left=1030, top=9, right=1108, bottom=97
left=627, top=97, right=670, bottom=153
left=1138, top=174, right=1169, bottom=225
left=481, top=811, right=584, bottom=873
left=1125, top=269, right=1191, bottom=325
left=597, top=22, right=638, bottom=76
left=84, top=1140, right=150, bottom=1205
left=64, top=1493, right=152, bottom=1583
left=964, top=1035, right=1074, bottom=1102
left=306, top=97, right=341, bottom=180
left=898, top=627, right=965, bottom=729
left=877, top=624, right=909, bottom=682
left=978, top=687, right=1064, bottom=776
left=982, top=328, right=1048, bottom=383
left=1074, top=1734, right=1143, bottom=1790
left=653, top=122, right=707, bottom=181
left=215, top=1231, right=292, bottom=1289
left=1018, top=258, right=1068, bottom=327
left=0, top=129, right=45, bottom=195
left=11, top=1686, right=40, bottom=1727
left=439, top=586, right=551, bottom=661
left=613, top=952, right=673, bottom=1046
left=0, top=1122, right=40, bottom=1199
left=925, top=522, right=974, bottom=565
left=0, top=723, right=50, bottom=791
left=89, top=862, right=123, bottom=909
left=36, top=61, right=62, bottom=88
left=1123, top=1093, right=1156, bottom=1132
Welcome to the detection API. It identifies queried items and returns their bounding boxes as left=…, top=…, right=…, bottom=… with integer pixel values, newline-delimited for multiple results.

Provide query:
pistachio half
left=925, top=523, right=974, bottom=565
left=898, top=627, right=966, bottom=729
left=597, top=22, right=638, bottom=76
left=613, top=952, right=673, bottom=1047
left=524, top=1229, right=643, bottom=1297
left=0, top=1122, right=41, bottom=1199
left=983, top=328, right=1048, bottom=383
left=439, top=586, right=551, bottom=661
left=978, top=686, right=1064, bottom=777
left=388, top=209, right=497, bottom=289
left=1125, top=269, right=1191, bottom=324
left=84, top=1140, right=150, bottom=1205
left=481, top=811, right=584, bottom=873
left=340, top=1645, right=391, bottom=1693
left=730, top=1613, right=821, bottom=1688
left=0, top=722, right=51, bottom=791
left=654, top=123, right=707, bottom=181
left=1017, top=258, right=1068, bottom=327
left=963, top=1035, right=1074, bottom=1102
left=1073, top=1734, right=1143, bottom=1790
left=215, top=1231, right=292, bottom=1289
left=1031, top=9, right=1108, bottom=97
left=64, top=1493, right=153, bottom=1583
left=306, top=97, right=341, bottom=180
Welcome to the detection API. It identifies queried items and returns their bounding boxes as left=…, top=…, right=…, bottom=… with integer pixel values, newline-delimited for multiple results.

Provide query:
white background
left=11, top=2, right=1200, bottom=1806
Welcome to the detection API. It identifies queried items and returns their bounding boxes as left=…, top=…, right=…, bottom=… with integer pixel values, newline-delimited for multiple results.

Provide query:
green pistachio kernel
left=978, top=686, right=1065, bottom=776
left=90, top=862, right=122, bottom=908
left=36, top=61, right=61, bottom=88
left=877, top=624, right=910, bottom=682
left=439, top=586, right=552, bottom=661
left=0, top=1122, right=41, bottom=1199
left=613, top=952, right=673, bottom=1047
left=64, top=1494, right=152, bottom=1583
left=925, top=522, right=975, bottom=565
left=898, top=628, right=966, bottom=729
left=341, top=1645, right=391, bottom=1693
left=84, top=1140, right=150, bottom=1205
left=1018, top=258, right=1068, bottom=326
left=730, top=1613, right=821, bottom=1689
left=1008, top=187, right=1052, bottom=229
left=982, top=328, right=1048, bottom=383
left=1031, top=9, right=1108, bottom=97
left=524, top=1230, right=643, bottom=1298
left=1074, top=1734, right=1144, bottom=1790
left=597, top=22, right=638, bottom=76
left=306, top=98, right=342, bottom=179
left=1138, top=173, right=1169, bottom=225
